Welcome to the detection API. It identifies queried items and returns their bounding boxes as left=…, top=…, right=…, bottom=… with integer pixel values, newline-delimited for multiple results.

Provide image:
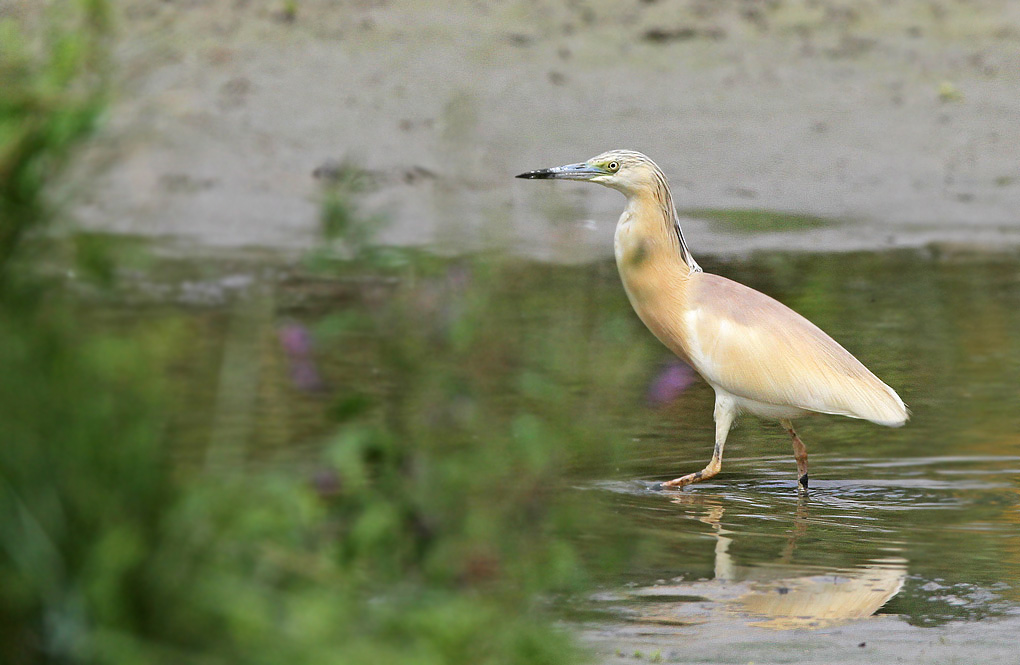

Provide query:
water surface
left=88, top=247, right=1020, bottom=662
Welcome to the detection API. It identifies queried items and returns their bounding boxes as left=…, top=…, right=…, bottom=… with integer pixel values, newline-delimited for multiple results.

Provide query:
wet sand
left=55, top=0, right=1020, bottom=258
left=583, top=611, right=1020, bottom=665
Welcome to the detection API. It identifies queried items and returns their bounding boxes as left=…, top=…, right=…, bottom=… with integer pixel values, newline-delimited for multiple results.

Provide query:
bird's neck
left=623, top=177, right=701, bottom=274
left=614, top=185, right=701, bottom=366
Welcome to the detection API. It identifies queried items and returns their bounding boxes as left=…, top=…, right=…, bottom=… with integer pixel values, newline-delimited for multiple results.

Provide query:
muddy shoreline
left=36, top=0, right=1016, bottom=259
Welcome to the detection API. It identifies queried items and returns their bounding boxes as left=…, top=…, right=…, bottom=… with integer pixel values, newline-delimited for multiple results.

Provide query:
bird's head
left=516, top=150, right=662, bottom=196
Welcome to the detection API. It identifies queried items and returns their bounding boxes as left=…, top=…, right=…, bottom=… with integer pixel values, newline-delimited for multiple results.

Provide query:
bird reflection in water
left=624, top=495, right=906, bottom=630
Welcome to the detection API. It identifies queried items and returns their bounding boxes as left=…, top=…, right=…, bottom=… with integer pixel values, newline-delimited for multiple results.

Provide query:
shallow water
left=576, top=251, right=1020, bottom=662
left=87, top=246, right=1020, bottom=661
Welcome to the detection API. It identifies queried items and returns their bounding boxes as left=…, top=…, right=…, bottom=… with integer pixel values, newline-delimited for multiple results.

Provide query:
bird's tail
left=857, top=381, right=909, bottom=427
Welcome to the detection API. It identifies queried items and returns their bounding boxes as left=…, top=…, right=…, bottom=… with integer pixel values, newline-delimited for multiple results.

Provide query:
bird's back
left=676, top=273, right=907, bottom=427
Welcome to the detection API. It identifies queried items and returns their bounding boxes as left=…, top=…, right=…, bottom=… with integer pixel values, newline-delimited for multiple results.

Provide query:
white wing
left=681, top=274, right=907, bottom=426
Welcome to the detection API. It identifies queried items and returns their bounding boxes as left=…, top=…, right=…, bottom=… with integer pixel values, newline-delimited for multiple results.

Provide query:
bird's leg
left=662, top=395, right=736, bottom=489
left=780, top=419, right=809, bottom=490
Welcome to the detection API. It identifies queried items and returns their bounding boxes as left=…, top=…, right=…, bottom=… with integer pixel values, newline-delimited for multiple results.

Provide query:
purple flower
left=278, top=323, right=325, bottom=392
left=647, top=362, right=696, bottom=406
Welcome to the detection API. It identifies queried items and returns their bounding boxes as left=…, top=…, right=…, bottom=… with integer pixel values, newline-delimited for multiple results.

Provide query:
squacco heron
left=517, top=150, right=907, bottom=490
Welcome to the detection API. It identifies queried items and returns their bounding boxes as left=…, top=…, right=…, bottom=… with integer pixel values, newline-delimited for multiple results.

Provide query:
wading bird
left=517, top=151, right=907, bottom=490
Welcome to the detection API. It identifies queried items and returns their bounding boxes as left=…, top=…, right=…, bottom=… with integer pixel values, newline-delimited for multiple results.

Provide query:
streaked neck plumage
left=618, top=164, right=701, bottom=275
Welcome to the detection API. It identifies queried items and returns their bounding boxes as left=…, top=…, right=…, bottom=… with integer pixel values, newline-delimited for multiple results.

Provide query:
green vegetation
left=5, top=5, right=1020, bottom=663
left=0, top=4, right=641, bottom=663
left=682, top=208, right=833, bottom=233
left=281, top=1, right=299, bottom=23
left=0, top=0, right=110, bottom=277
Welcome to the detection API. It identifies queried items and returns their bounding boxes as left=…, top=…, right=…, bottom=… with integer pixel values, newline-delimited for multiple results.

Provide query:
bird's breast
left=612, top=213, right=633, bottom=265
left=613, top=214, right=656, bottom=274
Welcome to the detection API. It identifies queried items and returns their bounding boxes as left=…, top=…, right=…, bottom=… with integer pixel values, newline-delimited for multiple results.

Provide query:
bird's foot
left=659, top=468, right=714, bottom=490
left=798, top=473, right=809, bottom=491
left=652, top=482, right=691, bottom=492
left=650, top=481, right=688, bottom=492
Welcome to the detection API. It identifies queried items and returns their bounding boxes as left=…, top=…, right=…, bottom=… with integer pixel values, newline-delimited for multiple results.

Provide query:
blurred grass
left=682, top=208, right=832, bottom=233
left=0, top=3, right=641, bottom=663
left=0, top=0, right=110, bottom=277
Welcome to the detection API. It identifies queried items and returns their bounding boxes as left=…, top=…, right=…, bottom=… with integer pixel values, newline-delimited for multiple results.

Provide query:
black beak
left=514, top=162, right=603, bottom=180
left=516, top=169, right=555, bottom=179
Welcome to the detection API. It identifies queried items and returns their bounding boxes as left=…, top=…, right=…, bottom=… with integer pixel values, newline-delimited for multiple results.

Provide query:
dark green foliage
left=0, top=5, right=169, bottom=662
left=0, top=301, right=174, bottom=664
left=0, top=0, right=110, bottom=278
left=0, top=5, right=638, bottom=663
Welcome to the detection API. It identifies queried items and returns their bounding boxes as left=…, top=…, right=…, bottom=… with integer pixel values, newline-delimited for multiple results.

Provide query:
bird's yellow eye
left=608, top=161, right=619, bottom=172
